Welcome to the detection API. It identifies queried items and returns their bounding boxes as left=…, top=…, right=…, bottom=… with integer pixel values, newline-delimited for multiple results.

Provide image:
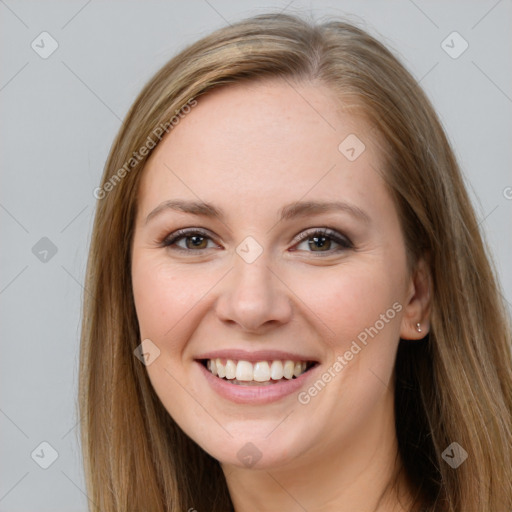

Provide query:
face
left=131, top=79, right=421, bottom=472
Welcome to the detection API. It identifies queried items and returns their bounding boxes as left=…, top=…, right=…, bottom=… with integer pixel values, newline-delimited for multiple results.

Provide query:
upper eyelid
left=295, top=227, right=348, bottom=241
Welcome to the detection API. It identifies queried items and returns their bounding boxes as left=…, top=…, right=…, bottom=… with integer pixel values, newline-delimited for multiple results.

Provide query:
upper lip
left=194, top=349, right=319, bottom=363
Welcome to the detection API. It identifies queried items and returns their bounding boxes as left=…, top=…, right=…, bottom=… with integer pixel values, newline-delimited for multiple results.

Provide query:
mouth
left=197, top=358, right=319, bottom=386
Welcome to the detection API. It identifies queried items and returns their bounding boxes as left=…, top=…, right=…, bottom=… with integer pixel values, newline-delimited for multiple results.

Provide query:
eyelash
left=160, top=227, right=353, bottom=255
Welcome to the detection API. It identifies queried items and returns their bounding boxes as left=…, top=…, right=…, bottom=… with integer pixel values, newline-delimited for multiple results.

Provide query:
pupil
left=309, top=236, right=330, bottom=251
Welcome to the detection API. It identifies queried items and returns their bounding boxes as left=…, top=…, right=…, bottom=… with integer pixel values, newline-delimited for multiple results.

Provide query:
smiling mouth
left=198, top=358, right=318, bottom=385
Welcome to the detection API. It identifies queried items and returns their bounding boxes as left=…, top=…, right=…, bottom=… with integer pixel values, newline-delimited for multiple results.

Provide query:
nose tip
left=214, top=257, right=293, bottom=332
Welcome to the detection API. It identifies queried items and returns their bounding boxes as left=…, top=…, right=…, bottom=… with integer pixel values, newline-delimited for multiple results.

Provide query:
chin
left=192, top=428, right=308, bottom=470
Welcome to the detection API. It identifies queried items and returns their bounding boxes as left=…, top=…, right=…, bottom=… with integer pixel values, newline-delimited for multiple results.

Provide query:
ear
left=400, top=256, right=432, bottom=340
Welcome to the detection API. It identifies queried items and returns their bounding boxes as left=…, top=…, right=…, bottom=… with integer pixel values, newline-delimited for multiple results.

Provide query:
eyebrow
left=144, top=199, right=371, bottom=225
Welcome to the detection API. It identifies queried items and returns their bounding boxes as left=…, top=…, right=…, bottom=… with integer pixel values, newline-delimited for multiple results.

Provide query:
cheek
left=288, top=261, right=403, bottom=357
left=289, top=263, right=404, bottom=425
left=131, top=255, right=207, bottom=345
left=131, top=256, right=213, bottom=412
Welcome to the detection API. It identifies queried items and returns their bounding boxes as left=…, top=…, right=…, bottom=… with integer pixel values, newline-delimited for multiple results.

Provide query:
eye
left=160, top=227, right=353, bottom=255
left=292, top=228, right=353, bottom=254
left=161, top=228, right=219, bottom=252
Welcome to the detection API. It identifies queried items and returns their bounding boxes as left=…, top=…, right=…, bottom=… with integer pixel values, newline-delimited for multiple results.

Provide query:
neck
left=221, top=389, right=415, bottom=512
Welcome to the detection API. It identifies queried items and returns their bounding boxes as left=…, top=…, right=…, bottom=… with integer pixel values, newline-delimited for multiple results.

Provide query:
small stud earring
left=416, top=322, right=422, bottom=333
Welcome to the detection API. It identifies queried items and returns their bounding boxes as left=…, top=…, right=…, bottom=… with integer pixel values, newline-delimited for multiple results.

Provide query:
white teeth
left=205, top=358, right=312, bottom=382
left=207, top=359, right=217, bottom=375
left=283, top=360, right=295, bottom=379
left=253, top=361, right=270, bottom=382
left=236, top=360, right=253, bottom=381
left=216, top=360, right=226, bottom=378
left=270, top=360, right=284, bottom=380
left=225, top=359, right=236, bottom=379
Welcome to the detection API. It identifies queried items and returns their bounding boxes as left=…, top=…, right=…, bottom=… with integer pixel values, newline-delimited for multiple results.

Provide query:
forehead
left=137, top=79, right=389, bottom=222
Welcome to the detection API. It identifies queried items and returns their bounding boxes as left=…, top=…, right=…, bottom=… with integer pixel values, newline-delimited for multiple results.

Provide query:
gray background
left=1, top=1, right=511, bottom=510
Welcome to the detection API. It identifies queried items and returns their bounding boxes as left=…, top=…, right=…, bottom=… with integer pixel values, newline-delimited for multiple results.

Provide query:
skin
left=131, top=79, right=431, bottom=511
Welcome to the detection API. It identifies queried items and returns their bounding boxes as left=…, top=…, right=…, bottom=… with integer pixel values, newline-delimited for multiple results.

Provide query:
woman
left=79, top=12, right=512, bottom=512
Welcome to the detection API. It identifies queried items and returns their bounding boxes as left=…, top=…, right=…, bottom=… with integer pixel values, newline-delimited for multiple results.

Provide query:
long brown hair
left=79, top=12, right=512, bottom=511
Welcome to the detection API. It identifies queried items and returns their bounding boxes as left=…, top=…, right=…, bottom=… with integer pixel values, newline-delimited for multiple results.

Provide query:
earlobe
left=399, top=257, right=432, bottom=340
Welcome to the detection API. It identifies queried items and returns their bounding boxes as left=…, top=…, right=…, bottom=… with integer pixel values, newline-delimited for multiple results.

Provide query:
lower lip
left=195, top=361, right=319, bottom=404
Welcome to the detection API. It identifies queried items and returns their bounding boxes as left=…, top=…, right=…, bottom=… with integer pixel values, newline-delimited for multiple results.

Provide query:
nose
left=214, top=253, right=293, bottom=333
